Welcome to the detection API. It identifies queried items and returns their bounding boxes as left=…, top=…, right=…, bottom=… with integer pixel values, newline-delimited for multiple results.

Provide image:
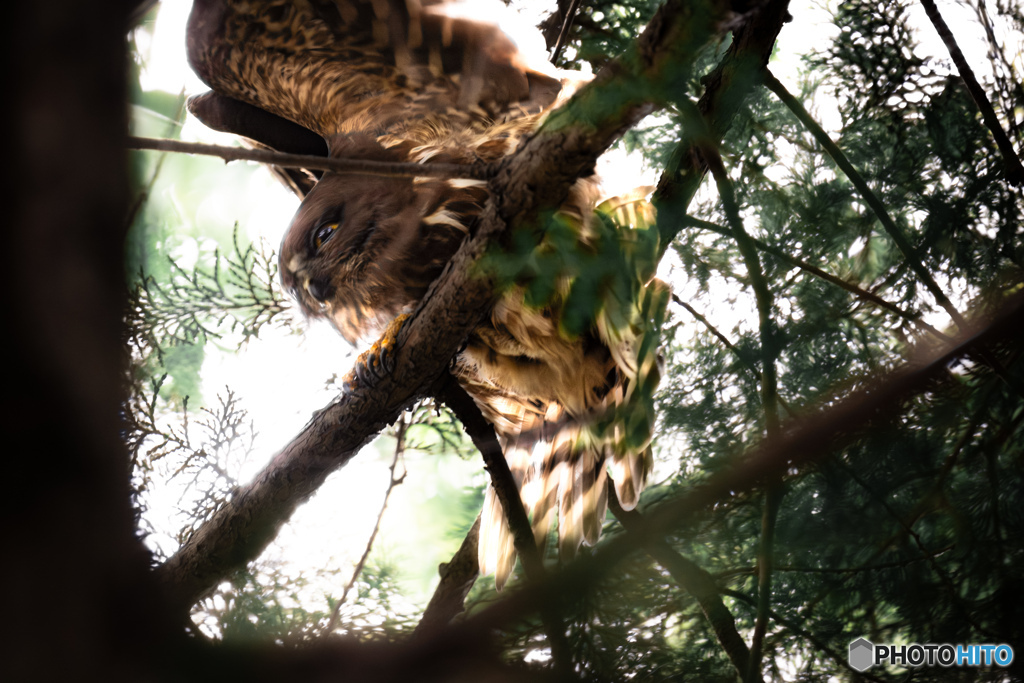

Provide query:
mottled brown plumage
left=187, top=0, right=662, bottom=590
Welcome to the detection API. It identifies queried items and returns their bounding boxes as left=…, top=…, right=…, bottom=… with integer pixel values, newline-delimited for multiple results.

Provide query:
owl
left=187, top=0, right=665, bottom=589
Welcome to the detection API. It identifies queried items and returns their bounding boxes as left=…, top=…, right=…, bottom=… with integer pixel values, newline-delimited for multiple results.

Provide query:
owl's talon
left=342, top=314, right=411, bottom=392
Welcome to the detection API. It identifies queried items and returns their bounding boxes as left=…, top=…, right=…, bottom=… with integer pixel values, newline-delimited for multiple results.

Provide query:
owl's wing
left=591, top=190, right=668, bottom=509
left=186, top=0, right=564, bottom=142
left=187, top=90, right=327, bottom=197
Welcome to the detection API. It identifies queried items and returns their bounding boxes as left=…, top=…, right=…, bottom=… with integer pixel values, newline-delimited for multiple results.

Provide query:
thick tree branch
left=155, top=0, right=730, bottom=618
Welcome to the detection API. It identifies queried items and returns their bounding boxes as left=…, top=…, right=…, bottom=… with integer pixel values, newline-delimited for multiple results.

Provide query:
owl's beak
left=307, top=277, right=335, bottom=302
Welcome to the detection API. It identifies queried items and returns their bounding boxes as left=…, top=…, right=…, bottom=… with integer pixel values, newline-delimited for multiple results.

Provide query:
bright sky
left=132, top=0, right=1004, bottom=636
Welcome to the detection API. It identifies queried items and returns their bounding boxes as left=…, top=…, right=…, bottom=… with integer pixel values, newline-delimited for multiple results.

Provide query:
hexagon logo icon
left=849, top=638, right=875, bottom=672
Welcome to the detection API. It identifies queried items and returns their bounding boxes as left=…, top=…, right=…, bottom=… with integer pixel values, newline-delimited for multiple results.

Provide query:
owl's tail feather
left=608, top=445, right=652, bottom=511
left=478, top=399, right=544, bottom=591
left=478, top=401, right=621, bottom=590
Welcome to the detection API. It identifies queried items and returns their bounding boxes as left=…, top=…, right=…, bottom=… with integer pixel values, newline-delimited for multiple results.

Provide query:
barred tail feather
left=479, top=486, right=517, bottom=591
left=478, top=404, right=538, bottom=591
left=475, top=399, right=618, bottom=588
left=581, top=455, right=609, bottom=546
left=608, top=445, right=653, bottom=511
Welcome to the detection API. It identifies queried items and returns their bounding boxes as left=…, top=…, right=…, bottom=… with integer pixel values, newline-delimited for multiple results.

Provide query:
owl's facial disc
left=279, top=167, right=430, bottom=343
left=279, top=134, right=484, bottom=344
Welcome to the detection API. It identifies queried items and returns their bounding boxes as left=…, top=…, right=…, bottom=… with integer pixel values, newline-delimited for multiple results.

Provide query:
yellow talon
left=342, top=314, right=411, bottom=391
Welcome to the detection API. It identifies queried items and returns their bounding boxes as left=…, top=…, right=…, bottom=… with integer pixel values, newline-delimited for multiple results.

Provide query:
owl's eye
left=312, top=222, right=338, bottom=251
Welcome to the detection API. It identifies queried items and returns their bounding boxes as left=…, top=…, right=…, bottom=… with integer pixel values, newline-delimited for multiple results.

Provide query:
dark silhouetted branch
left=692, top=125, right=781, bottom=683
left=436, top=377, right=545, bottom=580
left=919, top=0, right=1024, bottom=187
left=435, top=375, right=572, bottom=674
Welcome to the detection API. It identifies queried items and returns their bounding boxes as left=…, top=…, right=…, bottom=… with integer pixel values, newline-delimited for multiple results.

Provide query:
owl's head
left=279, top=134, right=479, bottom=345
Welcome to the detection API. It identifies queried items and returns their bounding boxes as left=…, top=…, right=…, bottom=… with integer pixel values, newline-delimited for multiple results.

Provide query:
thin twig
left=322, top=417, right=408, bottom=638
left=703, top=144, right=782, bottom=683
left=681, top=216, right=954, bottom=342
left=672, top=294, right=756, bottom=367
left=550, top=0, right=582, bottom=64
left=918, top=0, right=1024, bottom=187
left=127, top=136, right=492, bottom=180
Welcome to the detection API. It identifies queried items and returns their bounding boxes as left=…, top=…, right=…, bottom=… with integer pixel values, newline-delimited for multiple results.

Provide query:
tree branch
left=918, top=0, right=1024, bottom=187
left=722, top=588, right=891, bottom=683
left=435, top=377, right=545, bottom=580
left=127, top=136, right=491, bottom=180
left=762, top=70, right=968, bottom=329
left=682, top=216, right=954, bottom=342
left=550, top=0, right=582, bottom=64
left=608, top=490, right=759, bottom=682
left=693, top=123, right=781, bottom=683
left=414, top=515, right=482, bottom=636
left=435, top=375, right=572, bottom=675
left=765, top=70, right=1024, bottom=399
left=653, top=0, right=792, bottom=253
